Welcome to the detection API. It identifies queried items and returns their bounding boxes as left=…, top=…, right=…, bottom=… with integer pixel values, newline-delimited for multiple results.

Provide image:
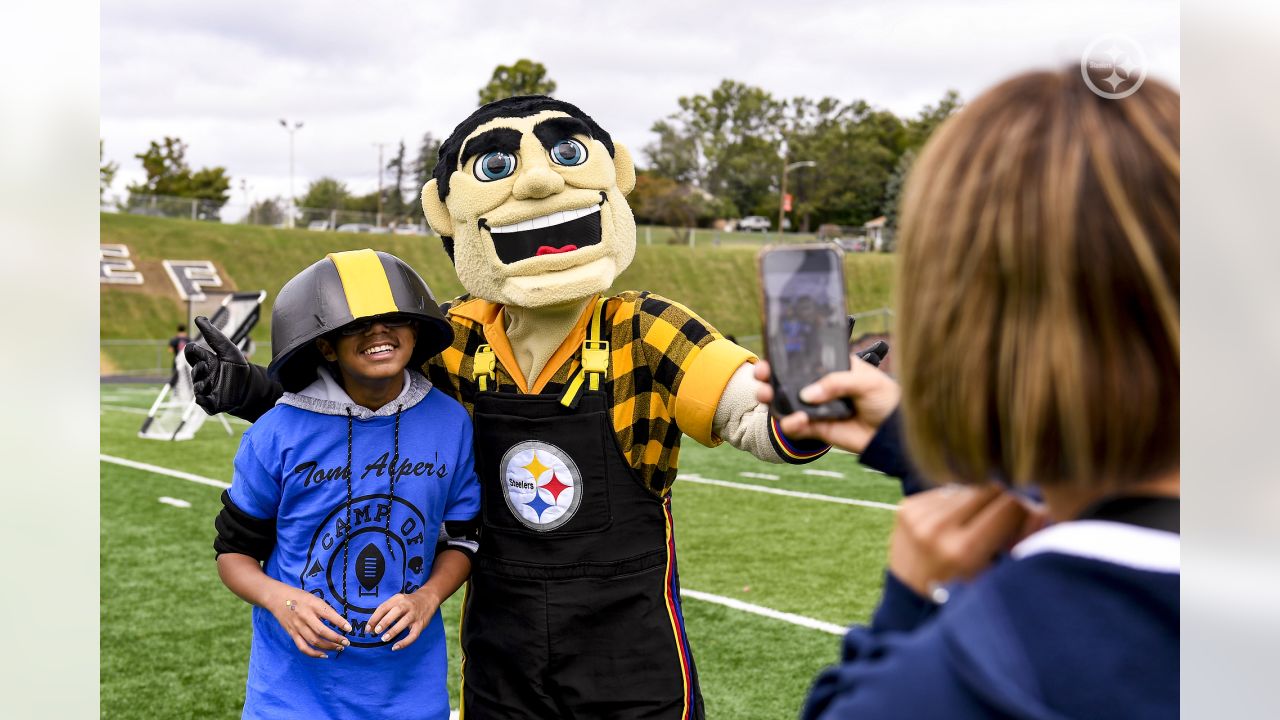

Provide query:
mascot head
left=421, top=96, right=637, bottom=308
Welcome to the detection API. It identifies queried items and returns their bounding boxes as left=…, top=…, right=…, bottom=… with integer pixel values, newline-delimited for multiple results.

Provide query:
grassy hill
left=101, top=213, right=896, bottom=369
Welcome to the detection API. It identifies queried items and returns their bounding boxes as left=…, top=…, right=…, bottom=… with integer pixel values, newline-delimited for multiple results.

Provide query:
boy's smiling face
left=316, top=319, right=418, bottom=387
left=422, top=109, right=637, bottom=308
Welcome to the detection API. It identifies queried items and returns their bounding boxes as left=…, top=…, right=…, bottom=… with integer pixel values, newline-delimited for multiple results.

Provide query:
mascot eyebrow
left=457, top=117, right=596, bottom=170
left=459, top=128, right=523, bottom=167
left=433, top=95, right=615, bottom=202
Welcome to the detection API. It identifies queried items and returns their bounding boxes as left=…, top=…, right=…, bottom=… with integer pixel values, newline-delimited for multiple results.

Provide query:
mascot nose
left=513, top=164, right=565, bottom=200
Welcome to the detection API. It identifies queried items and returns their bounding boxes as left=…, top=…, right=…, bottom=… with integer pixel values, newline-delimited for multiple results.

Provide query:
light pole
left=373, top=142, right=388, bottom=227
left=779, top=159, right=816, bottom=238
left=279, top=119, right=304, bottom=228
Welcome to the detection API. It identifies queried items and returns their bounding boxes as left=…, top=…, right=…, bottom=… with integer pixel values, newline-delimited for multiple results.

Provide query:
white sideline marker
left=158, top=496, right=191, bottom=508
left=680, top=589, right=846, bottom=636
left=739, top=471, right=780, bottom=481
left=679, top=474, right=897, bottom=511
left=803, top=469, right=845, bottom=478
left=100, top=454, right=231, bottom=489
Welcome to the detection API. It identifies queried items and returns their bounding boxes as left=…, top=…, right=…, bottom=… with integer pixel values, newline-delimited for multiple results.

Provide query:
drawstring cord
left=339, top=403, right=403, bottom=655
left=384, top=405, right=403, bottom=561
left=338, top=407, right=354, bottom=659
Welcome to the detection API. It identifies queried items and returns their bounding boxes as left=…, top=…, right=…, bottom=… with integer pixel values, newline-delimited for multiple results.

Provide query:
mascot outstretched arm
left=189, top=96, right=829, bottom=719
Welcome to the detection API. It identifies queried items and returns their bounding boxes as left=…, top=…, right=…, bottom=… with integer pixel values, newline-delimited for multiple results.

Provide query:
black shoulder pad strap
left=213, top=490, right=277, bottom=561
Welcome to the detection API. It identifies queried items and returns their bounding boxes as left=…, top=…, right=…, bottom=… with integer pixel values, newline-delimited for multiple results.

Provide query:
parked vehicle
left=336, top=223, right=375, bottom=233
left=737, top=215, right=772, bottom=232
left=307, top=220, right=331, bottom=231
left=392, top=223, right=426, bottom=235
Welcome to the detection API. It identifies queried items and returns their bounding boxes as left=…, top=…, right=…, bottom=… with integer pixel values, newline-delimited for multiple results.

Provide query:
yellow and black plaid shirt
left=426, top=291, right=756, bottom=495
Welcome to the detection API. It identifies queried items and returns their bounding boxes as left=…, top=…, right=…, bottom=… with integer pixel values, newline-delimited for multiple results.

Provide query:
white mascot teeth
left=489, top=203, right=601, bottom=234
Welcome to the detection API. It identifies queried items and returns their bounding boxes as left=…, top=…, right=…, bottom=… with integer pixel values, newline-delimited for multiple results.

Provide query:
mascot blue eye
left=473, top=151, right=517, bottom=181
left=549, top=138, right=588, bottom=166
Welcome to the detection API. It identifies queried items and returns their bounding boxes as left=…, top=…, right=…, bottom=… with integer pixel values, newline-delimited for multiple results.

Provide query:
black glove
left=856, top=340, right=889, bottom=368
left=184, top=316, right=282, bottom=422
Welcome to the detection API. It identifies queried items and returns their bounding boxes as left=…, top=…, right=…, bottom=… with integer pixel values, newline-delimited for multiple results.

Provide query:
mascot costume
left=189, top=96, right=831, bottom=719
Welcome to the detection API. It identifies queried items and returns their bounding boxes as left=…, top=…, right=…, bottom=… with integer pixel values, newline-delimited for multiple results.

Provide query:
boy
left=213, top=249, right=479, bottom=720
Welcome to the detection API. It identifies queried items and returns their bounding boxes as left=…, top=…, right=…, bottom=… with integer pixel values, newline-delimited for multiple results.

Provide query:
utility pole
left=279, top=119, right=304, bottom=228
left=779, top=159, right=817, bottom=239
left=373, top=142, right=388, bottom=227
left=239, top=179, right=252, bottom=224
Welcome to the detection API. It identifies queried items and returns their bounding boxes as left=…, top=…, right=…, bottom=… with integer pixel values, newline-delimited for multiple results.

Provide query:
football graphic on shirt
left=299, top=493, right=431, bottom=646
left=356, top=543, right=385, bottom=595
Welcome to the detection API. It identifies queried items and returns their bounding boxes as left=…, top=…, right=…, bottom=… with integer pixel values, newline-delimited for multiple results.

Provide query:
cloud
left=101, top=0, right=1179, bottom=204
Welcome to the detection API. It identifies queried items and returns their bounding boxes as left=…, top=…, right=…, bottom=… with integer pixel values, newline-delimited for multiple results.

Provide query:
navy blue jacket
left=803, top=495, right=1180, bottom=720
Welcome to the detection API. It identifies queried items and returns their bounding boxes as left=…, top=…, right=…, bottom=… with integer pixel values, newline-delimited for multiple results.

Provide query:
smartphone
left=758, top=244, right=853, bottom=419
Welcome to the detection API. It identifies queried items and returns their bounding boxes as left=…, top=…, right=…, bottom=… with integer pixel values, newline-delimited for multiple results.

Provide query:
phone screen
left=760, top=247, right=851, bottom=419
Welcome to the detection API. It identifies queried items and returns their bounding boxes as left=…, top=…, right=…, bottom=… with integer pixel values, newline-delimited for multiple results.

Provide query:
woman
left=757, top=67, right=1179, bottom=718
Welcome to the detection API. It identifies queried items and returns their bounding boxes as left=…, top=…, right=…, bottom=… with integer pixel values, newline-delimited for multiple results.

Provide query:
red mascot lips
left=536, top=244, right=579, bottom=256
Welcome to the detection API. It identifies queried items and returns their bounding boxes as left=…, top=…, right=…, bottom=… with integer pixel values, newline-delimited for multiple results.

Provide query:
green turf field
left=101, top=384, right=900, bottom=719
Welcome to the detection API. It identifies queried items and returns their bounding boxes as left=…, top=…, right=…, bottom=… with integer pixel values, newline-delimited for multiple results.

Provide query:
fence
left=100, top=339, right=273, bottom=379
left=101, top=193, right=432, bottom=235
left=103, top=193, right=889, bottom=249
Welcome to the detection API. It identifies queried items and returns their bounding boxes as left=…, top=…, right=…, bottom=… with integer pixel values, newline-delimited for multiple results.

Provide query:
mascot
left=189, top=96, right=830, bottom=719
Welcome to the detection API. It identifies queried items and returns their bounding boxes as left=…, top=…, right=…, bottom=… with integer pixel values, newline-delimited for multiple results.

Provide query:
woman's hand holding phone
left=753, top=352, right=901, bottom=454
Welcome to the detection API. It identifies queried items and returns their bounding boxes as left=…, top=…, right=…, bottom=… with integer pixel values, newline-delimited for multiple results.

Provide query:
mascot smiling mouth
left=480, top=195, right=605, bottom=264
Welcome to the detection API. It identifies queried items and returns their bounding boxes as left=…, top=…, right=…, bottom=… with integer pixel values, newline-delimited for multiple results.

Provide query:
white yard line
left=100, top=454, right=231, bottom=489
left=101, top=404, right=152, bottom=415
left=802, top=469, right=845, bottom=478
left=158, top=496, right=192, bottom=508
left=680, top=589, right=846, bottom=636
left=738, top=471, right=780, bottom=481
left=678, top=474, right=898, bottom=511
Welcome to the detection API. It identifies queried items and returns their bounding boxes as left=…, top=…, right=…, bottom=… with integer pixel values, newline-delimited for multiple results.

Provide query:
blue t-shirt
left=228, top=377, right=479, bottom=720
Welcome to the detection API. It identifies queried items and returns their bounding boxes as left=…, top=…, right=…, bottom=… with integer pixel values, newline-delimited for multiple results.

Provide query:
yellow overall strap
left=558, top=298, right=610, bottom=408
left=472, top=344, right=496, bottom=392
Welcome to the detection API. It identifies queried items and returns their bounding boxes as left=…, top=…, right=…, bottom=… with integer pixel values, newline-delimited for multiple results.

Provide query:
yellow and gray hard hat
left=267, top=249, right=452, bottom=391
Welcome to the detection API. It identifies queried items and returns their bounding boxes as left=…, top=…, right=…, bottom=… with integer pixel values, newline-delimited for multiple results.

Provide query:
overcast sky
left=100, top=0, right=1179, bottom=207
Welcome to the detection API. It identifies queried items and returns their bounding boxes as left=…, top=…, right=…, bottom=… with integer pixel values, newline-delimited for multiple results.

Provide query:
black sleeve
left=434, top=517, right=480, bottom=562
left=860, top=408, right=929, bottom=496
left=231, top=363, right=284, bottom=424
left=213, top=490, right=277, bottom=561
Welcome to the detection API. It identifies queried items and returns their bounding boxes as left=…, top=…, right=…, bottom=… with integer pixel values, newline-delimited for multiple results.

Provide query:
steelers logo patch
left=499, top=440, right=582, bottom=531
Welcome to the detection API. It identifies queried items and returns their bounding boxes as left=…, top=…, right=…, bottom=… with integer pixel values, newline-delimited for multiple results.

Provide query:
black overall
left=460, top=358, right=703, bottom=719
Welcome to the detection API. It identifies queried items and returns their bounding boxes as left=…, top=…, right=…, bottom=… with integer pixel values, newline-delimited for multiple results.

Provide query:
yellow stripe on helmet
left=327, top=249, right=399, bottom=319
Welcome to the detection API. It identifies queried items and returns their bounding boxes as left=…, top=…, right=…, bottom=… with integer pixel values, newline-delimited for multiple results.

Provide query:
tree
left=245, top=197, right=286, bottom=226
left=405, top=132, right=442, bottom=223
left=904, top=89, right=962, bottom=150
left=100, top=139, right=118, bottom=199
left=477, top=59, right=557, bottom=106
left=646, top=80, right=787, bottom=219
left=629, top=172, right=725, bottom=241
left=384, top=140, right=408, bottom=223
left=645, top=82, right=919, bottom=227
left=881, top=148, right=916, bottom=251
left=125, top=136, right=231, bottom=219
left=786, top=99, right=905, bottom=226
left=296, top=177, right=351, bottom=212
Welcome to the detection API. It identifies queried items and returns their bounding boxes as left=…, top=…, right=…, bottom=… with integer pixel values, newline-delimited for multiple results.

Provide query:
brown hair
left=896, top=67, right=1179, bottom=491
